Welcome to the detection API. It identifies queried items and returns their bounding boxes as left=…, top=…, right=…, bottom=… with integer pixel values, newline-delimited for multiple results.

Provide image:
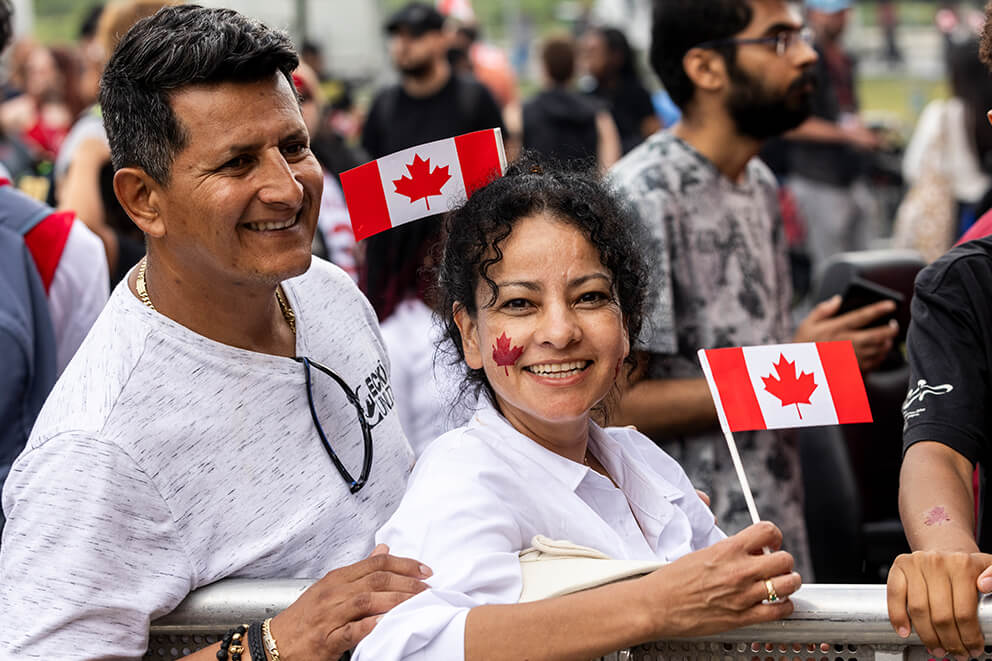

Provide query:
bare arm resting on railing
left=175, top=545, right=431, bottom=661
left=887, top=442, right=992, bottom=660
left=462, top=523, right=800, bottom=661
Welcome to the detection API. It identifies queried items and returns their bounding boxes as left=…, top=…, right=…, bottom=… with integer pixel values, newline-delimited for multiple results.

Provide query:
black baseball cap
left=385, top=2, right=445, bottom=36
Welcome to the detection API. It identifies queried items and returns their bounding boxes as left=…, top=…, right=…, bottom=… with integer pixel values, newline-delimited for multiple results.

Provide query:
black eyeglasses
left=296, top=356, right=374, bottom=494
left=696, top=27, right=814, bottom=57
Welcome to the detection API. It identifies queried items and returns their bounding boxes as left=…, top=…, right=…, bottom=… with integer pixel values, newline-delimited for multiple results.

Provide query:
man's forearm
left=615, top=377, right=718, bottom=438
left=899, top=441, right=979, bottom=553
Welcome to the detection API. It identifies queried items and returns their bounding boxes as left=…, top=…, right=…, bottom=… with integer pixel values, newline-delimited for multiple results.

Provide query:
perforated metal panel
left=144, top=633, right=218, bottom=661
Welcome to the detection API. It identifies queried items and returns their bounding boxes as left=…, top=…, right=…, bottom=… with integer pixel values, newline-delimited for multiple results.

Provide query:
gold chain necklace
left=135, top=257, right=296, bottom=334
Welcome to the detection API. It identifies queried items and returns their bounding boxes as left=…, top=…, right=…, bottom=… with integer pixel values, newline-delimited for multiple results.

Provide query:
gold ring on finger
left=764, top=578, right=779, bottom=603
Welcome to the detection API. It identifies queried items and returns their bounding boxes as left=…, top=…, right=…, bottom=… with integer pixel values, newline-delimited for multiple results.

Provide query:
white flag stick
left=697, top=349, right=769, bottom=554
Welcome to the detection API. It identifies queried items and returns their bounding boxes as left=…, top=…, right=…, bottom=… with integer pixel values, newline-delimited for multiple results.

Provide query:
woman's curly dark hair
left=435, top=154, right=650, bottom=418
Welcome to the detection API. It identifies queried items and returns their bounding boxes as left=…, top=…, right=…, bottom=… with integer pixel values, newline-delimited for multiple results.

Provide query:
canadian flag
left=340, top=128, right=506, bottom=241
left=697, top=341, right=872, bottom=432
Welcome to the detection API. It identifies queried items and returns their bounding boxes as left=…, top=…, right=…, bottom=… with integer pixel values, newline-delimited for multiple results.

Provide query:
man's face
left=153, top=73, right=322, bottom=288
left=723, top=0, right=818, bottom=139
left=389, top=26, right=444, bottom=77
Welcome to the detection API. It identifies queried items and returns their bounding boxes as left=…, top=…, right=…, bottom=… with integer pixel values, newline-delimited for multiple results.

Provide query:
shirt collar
left=470, top=398, right=593, bottom=493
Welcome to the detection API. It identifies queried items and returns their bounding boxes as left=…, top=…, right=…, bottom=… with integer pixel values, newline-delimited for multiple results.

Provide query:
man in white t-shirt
left=1, top=6, right=428, bottom=660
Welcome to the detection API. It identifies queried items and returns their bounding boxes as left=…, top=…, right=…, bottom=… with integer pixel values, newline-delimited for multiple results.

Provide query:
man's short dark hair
left=649, top=0, right=752, bottom=110
left=542, top=34, right=576, bottom=85
left=100, top=4, right=299, bottom=185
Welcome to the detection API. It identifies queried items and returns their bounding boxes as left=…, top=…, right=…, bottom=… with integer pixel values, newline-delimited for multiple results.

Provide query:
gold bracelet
left=261, top=618, right=281, bottom=661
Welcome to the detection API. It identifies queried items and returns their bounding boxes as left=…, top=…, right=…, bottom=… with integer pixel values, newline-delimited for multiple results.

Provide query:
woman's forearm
left=465, top=579, right=655, bottom=661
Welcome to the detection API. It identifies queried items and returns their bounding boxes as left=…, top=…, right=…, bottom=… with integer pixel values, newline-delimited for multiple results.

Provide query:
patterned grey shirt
left=610, top=131, right=811, bottom=577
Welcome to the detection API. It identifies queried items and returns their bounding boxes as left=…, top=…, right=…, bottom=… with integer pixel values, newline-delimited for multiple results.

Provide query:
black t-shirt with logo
left=903, top=235, right=992, bottom=548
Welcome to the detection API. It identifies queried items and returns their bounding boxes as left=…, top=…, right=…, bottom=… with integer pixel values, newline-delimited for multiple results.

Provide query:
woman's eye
left=503, top=298, right=531, bottom=310
left=578, top=291, right=610, bottom=304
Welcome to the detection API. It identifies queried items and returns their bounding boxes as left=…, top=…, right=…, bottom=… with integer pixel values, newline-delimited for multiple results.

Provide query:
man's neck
left=129, top=255, right=297, bottom=358
left=400, top=58, right=451, bottom=98
left=672, top=111, right=762, bottom=182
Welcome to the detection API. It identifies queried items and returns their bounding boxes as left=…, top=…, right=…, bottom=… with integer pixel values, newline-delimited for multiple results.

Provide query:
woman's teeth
left=526, top=361, right=590, bottom=378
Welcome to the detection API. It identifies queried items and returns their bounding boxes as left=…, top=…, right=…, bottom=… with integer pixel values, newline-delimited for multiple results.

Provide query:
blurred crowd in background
left=4, top=0, right=992, bottom=584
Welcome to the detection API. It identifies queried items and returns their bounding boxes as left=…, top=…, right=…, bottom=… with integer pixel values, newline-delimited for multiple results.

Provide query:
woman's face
left=454, top=212, right=629, bottom=443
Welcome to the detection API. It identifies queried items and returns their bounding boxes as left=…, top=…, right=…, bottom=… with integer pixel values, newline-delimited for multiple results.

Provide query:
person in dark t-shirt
left=888, top=234, right=992, bottom=656
left=362, top=2, right=504, bottom=160
left=522, top=33, right=620, bottom=170
left=886, top=8, right=992, bottom=656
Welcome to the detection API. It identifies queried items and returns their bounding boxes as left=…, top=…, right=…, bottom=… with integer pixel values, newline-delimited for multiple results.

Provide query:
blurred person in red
left=56, top=0, right=177, bottom=277
left=293, top=62, right=361, bottom=280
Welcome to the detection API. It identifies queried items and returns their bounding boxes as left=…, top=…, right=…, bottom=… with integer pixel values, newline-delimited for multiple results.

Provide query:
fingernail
left=890, top=319, right=899, bottom=328
left=830, top=295, right=841, bottom=304
left=419, top=564, right=433, bottom=577
left=979, top=576, right=992, bottom=592
left=934, top=648, right=946, bottom=658
left=969, top=650, right=983, bottom=658
left=898, top=627, right=910, bottom=638
left=375, top=615, right=384, bottom=624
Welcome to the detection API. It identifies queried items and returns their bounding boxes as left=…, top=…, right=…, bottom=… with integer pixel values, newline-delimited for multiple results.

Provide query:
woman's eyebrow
left=494, top=280, right=541, bottom=292
left=568, top=273, right=612, bottom=288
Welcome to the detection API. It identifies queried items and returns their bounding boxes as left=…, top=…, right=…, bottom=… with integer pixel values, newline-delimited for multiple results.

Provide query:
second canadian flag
left=340, top=128, right=507, bottom=241
left=698, top=341, right=872, bottom=432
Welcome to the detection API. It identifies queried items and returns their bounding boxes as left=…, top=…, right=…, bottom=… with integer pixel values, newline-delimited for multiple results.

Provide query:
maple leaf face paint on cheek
left=492, top=332, right=524, bottom=376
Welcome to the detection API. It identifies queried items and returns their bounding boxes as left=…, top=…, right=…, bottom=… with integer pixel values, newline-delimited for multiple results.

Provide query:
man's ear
left=113, top=167, right=165, bottom=238
left=453, top=303, right=484, bottom=370
left=681, top=47, right=729, bottom=96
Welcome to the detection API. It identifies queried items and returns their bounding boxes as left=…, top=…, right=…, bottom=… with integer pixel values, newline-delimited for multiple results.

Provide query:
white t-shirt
left=48, top=219, right=108, bottom=373
left=379, top=298, right=473, bottom=455
left=0, top=258, right=415, bottom=659
left=353, top=400, right=725, bottom=661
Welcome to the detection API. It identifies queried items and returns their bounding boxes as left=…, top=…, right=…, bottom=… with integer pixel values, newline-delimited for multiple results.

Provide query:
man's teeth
left=245, top=218, right=295, bottom=231
left=527, top=361, right=589, bottom=378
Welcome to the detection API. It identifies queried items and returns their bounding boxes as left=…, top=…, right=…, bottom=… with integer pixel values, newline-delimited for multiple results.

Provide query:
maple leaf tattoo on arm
left=492, top=332, right=524, bottom=375
left=392, top=154, right=452, bottom=210
left=761, top=354, right=818, bottom=419
left=924, top=506, right=951, bottom=526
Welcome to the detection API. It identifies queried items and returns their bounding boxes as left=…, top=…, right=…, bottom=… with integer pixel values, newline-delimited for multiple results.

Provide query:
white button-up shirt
left=354, top=400, right=725, bottom=661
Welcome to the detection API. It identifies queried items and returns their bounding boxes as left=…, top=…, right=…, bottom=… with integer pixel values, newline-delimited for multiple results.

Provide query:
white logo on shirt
left=902, top=379, right=954, bottom=422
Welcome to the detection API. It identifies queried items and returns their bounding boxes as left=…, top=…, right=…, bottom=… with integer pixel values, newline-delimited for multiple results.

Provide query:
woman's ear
left=453, top=303, right=484, bottom=370
left=113, top=167, right=165, bottom=238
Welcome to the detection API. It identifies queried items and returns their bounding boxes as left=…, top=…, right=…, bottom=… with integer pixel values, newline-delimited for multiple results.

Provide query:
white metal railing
left=146, top=582, right=992, bottom=661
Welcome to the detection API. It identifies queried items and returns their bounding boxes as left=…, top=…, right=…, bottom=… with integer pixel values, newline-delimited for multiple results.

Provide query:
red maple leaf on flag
left=761, top=354, right=818, bottom=419
left=492, top=332, right=524, bottom=376
left=392, top=154, right=451, bottom=210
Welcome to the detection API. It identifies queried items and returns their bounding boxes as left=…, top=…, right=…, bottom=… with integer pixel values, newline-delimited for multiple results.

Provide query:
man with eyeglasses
left=610, top=0, right=899, bottom=580
left=1, top=6, right=429, bottom=660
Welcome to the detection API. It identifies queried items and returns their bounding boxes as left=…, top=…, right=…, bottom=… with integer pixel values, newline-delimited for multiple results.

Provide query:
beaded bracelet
left=217, top=624, right=249, bottom=661
left=247, top=621, right=266, bottom=661
left=261, top=618, right=281, bottom=661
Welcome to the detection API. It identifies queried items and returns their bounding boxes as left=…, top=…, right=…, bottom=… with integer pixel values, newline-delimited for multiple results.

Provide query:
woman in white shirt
left=354, top=159, right=801, bottom=661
